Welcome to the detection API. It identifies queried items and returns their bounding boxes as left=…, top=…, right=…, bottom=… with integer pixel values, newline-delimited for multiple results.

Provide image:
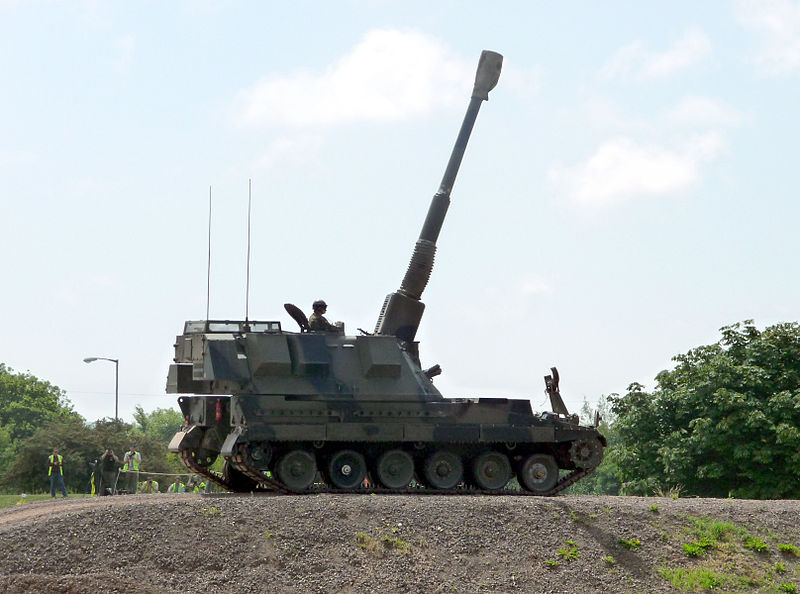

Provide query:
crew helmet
left=312, top=299, right=327, bottom=311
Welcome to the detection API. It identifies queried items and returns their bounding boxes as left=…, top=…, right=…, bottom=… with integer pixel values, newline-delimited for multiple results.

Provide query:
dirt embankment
left=1, top=494, right=799, bottom=593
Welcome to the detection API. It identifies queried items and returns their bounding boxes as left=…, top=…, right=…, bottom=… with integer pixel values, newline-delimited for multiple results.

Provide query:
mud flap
left=167, top=425, right=203, bottom=453
left=220, top=427, right=245, bottom=458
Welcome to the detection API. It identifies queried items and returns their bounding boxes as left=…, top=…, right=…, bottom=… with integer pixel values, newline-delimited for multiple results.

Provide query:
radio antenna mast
left=206, top=185, right=212, bottom=322
left=245, top=179, right=252, bottom=323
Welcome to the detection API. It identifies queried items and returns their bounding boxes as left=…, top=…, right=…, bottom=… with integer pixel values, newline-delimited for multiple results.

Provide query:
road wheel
left=376, top=449, right=414, bottom=489
left=423, top=451, right=463, bottom=490
left=518, top=453, right=558, bottom=494
left=328, top=450, right=367, bottom=490
left=471, top=451, right=512, bottom=490
left=276, top=450, right=317, bottom=491
left=246, top=441, right=272, bottom=471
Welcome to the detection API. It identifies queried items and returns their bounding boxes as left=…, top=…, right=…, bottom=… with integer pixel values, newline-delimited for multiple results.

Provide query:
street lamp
left=83, top=356, right=119, bottom=421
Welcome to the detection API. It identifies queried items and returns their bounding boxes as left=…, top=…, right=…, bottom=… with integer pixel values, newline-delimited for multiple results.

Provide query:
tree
left=0, top=363, right=80, bottom=442
left=609, top=321, right=800, bottom=499
left=0, top=364, right=83, bottom=483
left=0, top=425, right=13, bottom=479
left=133, top=405, right=184, bottom=443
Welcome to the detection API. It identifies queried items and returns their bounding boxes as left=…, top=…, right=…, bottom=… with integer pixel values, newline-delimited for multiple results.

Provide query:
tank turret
left=374, top=50, right=502, bottom=342
left=166, top=50, right=605, bottom=496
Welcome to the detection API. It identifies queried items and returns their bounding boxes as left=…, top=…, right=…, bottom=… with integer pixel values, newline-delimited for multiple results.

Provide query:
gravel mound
left=1, top=494, right=799, bottom=593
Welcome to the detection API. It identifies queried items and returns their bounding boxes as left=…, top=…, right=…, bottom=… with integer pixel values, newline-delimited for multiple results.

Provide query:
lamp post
left=83, top=357, right=119, bottom=421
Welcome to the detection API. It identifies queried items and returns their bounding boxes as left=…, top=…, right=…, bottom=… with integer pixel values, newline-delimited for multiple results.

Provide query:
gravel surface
left=1, top=494, right=799, bottom=593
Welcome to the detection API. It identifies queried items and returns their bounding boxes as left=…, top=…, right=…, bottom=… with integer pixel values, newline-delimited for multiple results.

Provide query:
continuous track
left=181, top=446, right=598, bottom=497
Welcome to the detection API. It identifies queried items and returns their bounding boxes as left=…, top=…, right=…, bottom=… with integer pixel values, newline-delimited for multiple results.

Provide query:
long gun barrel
left=374, top=50, right=503, bottom=341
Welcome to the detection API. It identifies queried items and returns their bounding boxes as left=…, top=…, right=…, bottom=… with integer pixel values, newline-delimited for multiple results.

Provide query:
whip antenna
left=245, top=179, right=252, bottom=323
left=206, top=185, right=212, bottom=322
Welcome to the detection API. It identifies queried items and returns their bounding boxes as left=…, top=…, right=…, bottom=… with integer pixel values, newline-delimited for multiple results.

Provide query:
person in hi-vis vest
left=122, top=445, right=141, bottom=494
left=48, top=447, right=68, bottom=497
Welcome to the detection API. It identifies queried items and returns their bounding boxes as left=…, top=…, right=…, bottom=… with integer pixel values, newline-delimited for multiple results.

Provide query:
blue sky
left=1, top=1, right=798, bottom=422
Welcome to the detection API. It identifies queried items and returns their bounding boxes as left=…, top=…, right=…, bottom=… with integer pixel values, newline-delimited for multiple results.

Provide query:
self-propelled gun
left=166, top=50, right=605, bottom=495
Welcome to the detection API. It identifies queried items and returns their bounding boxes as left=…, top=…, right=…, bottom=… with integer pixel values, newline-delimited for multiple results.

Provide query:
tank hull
left=168, top=387, right=606, bottom=495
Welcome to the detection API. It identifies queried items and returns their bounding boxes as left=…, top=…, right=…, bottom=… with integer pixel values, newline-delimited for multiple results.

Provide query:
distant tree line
left=0, top=363, right=184, bottom=494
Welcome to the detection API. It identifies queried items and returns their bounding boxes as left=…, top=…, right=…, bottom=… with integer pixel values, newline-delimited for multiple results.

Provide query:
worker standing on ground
left=98, top=448, right=121, bottom=495
left=88, top=457, right=102, bottom=495
left=48, top=447, right=68, bottom=498
left=122, top=445, right=141, bottom=494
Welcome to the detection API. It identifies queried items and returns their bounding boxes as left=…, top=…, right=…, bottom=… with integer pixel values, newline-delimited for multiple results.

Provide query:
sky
left=1, top=1, right=799, bottom=423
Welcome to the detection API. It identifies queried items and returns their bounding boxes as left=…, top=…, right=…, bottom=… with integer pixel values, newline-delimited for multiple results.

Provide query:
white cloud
left=548, top=134, right=725, bottom=207
left=736, top=0, right=800, bottom=74
left=598, top=42, right=644, bottom=81
left=599, top=28, right=712, bottom=81
left=642, top=29, right=713, bottom=78
left=666, top=96, right=745, bottom=126
left=234, top=29, right=472, bottom=129
left=520, top=278, right=552, bottom=297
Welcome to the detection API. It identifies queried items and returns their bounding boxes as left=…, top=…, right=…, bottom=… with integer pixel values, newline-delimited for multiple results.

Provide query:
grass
left=619, top=538, right=641, bottom=550
left=568, top=507, right=587, bottom=524
left=779, top=544, right=800, bottom=557
left=683, top=539, right=714, bottom=558
left=199, top=506, right=221, bottom=515
left=602, top=555, right=616, bottom=567
left=744, top=535, right=769, bottom=553
left=687, top=517, right=742, bottom=543
left=659, top=567, right=728, bottom=590
left=380, top=535, right=408, bottom=550
left=0, top=493, right=88, bottom=508
left=657, top=515, right=800, bottom=592
left=654, top=484, right=684, bottom=499
left=683, top=516, right=750, bottom=557
left=356, top=530, right=409, bottom=558
left=557, top=540, right=580, bottom=562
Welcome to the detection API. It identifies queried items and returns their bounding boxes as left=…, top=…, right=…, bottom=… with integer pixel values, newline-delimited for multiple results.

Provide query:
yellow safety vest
left=124, top=452, right=140, bottom=471
left=48, top=454, right=63, bottom=476
left=141, top=480, right=159, bottom=493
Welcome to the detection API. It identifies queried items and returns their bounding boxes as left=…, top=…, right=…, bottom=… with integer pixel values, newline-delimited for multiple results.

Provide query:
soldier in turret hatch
left=308, top=299, right=339, bottom=332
